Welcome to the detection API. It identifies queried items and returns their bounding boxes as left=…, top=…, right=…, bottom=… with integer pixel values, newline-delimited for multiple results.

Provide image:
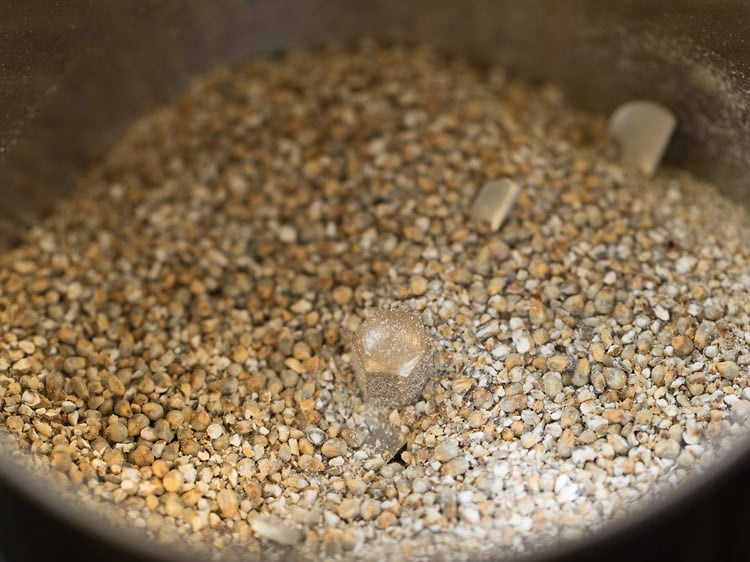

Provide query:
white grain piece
left=249, top=514, right=303, bottom=545
left=206, top=424, right=224, bottom=440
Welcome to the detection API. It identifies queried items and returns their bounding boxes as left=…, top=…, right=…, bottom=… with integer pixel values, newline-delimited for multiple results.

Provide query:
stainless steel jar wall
left=1, top=2, right=750, bottom=562
left=2, top=1, right=750, bottom=253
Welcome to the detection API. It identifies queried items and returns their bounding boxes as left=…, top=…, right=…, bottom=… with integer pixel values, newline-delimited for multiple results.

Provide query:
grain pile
left=1, top=45, right=750, bottom=561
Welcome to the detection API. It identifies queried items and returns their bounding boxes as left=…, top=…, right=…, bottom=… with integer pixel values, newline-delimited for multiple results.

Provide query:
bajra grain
left=2, top=44, right=750, bottom=562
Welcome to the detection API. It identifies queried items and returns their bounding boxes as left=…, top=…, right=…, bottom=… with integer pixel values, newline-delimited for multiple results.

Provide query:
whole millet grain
left=1, top=44, right=750, bottom=561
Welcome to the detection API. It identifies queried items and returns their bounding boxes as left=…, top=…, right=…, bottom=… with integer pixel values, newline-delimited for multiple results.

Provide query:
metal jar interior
left=1, top=1, right=749, bottom=561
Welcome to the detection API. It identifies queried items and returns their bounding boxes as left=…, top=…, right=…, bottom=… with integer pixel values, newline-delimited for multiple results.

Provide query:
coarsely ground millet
left=1, top=45, right=750, bottom=561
